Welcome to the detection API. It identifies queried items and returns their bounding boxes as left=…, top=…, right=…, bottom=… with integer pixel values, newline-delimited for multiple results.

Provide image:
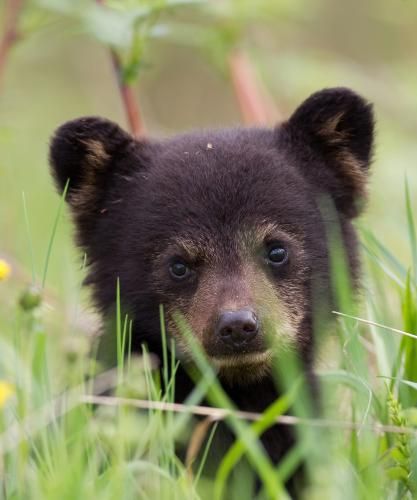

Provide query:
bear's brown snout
left=215, top=309, right=259, bottom=349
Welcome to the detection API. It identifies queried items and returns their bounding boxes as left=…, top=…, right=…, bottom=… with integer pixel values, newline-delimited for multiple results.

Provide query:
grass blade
left=22, top=191, right=36, bottom=284
left=41, top=179, right=69, bottom=289
left=405, top=177, right=417, bottom=283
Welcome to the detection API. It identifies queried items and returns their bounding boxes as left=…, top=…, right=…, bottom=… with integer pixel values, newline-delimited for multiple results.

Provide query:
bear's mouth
left=207, top=349, right=274, bottom=383
left=209, top=349, right=273, bottom=369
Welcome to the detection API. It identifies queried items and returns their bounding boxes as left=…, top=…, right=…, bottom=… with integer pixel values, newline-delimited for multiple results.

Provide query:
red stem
left=228, top=48, right=281, bottom=126
left=96, top=0, right=145, bottom=137
left=0, top=0, right=24, bottom=88
left=109, top=50, right=145, bottom=138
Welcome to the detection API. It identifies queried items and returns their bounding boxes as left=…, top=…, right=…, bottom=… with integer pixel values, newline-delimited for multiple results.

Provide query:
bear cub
left=49, top=87, right=374, bottom=464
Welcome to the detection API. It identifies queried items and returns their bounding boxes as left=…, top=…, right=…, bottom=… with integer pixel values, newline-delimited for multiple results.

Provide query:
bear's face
left=130, top=135, right=317, bottom=377
left=50, top=88, right=374, bottom=383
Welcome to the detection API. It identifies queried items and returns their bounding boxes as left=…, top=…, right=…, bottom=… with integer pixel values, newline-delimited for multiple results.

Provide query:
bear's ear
left=284, top=87, right=374, bottom=218
left=49, top=117, right=138, bottom=210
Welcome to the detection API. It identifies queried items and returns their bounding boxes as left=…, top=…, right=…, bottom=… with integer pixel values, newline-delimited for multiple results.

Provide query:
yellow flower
left=0, top=381, right=14, bottom=407
left=0, top=258, right=11, bottom=281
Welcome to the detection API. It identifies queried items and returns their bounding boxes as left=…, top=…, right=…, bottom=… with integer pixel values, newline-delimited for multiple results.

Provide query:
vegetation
left=1, top=1, right=417, bottom=498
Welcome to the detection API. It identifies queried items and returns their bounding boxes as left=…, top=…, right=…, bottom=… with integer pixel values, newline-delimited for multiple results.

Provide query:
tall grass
left=1, top=186, right=417, bottom=500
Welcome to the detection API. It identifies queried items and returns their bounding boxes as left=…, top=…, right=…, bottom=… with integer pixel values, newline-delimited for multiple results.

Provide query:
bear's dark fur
left=49, top=88, right=374, bottom=466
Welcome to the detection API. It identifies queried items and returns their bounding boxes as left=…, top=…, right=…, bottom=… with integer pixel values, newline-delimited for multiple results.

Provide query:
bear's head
left=50, top=88, right=374, bottom=383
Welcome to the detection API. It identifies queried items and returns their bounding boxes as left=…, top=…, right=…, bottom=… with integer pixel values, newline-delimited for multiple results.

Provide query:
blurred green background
left=1, top=3, right=417, bottom=497
left=1, top=0, right=417, bottom=300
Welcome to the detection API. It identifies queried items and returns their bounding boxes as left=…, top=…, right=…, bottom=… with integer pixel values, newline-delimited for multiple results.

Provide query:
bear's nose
left=216, top=309, right=259, bottom=347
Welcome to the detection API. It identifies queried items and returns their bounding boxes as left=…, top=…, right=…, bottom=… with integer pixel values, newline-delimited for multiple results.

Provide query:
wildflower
left=0, top=258, right=11, bottom=281
left=0, top=381, right=14, bottom=407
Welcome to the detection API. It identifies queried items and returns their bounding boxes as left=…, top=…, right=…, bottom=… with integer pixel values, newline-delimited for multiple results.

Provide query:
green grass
left=2, top=2, right=417, bottom=498
left=1, top=184, right=417, bottom=500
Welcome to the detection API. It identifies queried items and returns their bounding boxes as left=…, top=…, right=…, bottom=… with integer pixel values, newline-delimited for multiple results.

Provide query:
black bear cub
left=49, top=87, right=374, bottom=465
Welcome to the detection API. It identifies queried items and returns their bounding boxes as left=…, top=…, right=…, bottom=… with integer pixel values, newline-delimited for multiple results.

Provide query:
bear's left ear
left=50, top=117, right=136, bottom=196
left=284, top=87, right=374, bottom=218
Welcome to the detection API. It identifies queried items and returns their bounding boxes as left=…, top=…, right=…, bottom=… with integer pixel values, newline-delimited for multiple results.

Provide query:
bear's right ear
left=283, top=87, right=374, bottom=218
left=49, top=117, right=138, bottom=210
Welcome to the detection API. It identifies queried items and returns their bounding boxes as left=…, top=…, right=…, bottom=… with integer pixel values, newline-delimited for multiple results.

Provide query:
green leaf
left=361, top=227, right=407, bottom=284
left=387, top=465, right=409, bottom=481
left=391, top=447, right=408, bottom=466
left=84, top=6, right=134, bottom=48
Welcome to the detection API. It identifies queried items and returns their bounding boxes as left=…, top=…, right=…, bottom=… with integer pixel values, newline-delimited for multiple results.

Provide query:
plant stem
left=96, top=0, right=145, bottom=137
left=0, top=0, right=24, bottom=88
left=228, top=48, right=281, bottom=126
left=109, top=49, right=145, bottom=137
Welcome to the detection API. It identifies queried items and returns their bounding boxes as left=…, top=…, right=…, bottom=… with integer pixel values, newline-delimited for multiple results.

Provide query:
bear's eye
left=266, top=244, right=288, bottom=266
left=169, top=260, right=191, bottom=280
